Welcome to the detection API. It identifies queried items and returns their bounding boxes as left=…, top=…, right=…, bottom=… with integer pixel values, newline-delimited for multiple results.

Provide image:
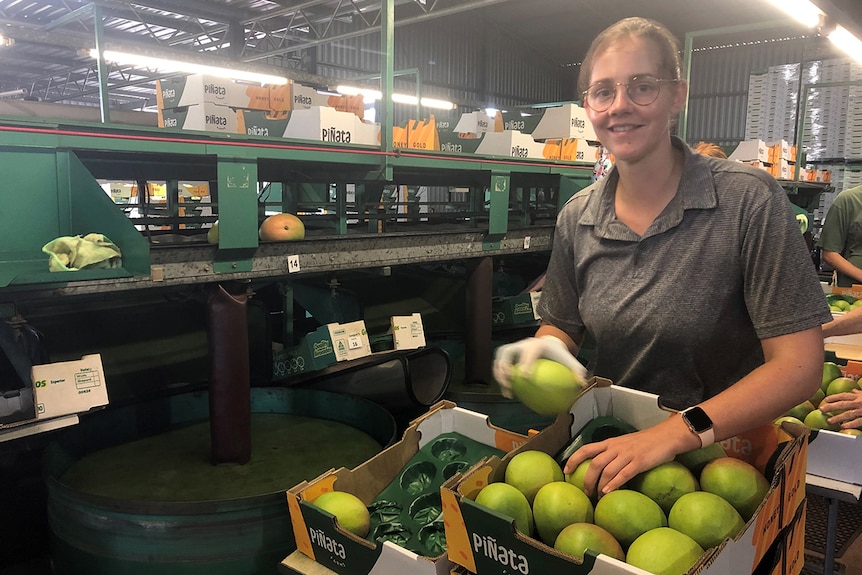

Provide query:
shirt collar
left=578, top=136, right=718, bottom=238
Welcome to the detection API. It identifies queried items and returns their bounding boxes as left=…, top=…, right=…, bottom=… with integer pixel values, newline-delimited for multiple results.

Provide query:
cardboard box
left=491, top=294, right=537, bottom=326
left=158, top=102, right=238, bottom=133
left=557, top=138, right=600, bottom=164
left=453, top=111, right=493, bottom=136
left=272, top=325, right=338, bottom=378
left=284, top=83, right=365, bottom=117
left=32, top=354, right=109, bottom=420
left=767, top=140, right=791, bottom=163
left=236, top=109, right=291, bottom=138
left=530, top=104, right=597, bottom=142
left=328, top=320, right=372, bottom=362
left=393, top=122, right=410, bottom=149
left=729, top=139, right=769, bottom=163
left=389, top=313, right=426, bottom=351
left=441, top=380, right=807, bottom=575
left=286, top=401, right=529, bottom=575
left=529, top=292, right=542, bottom=320
left=283, top=106, right=380, bottom=146
left=496, top=111, right=544, bottom=135
left=407, top=117, right=440, bottom=151
left=438, top=131, right=484, bottom=155
left=474, top=130, right=545, bottom=159
left=156, top=74, right=270, bottom=110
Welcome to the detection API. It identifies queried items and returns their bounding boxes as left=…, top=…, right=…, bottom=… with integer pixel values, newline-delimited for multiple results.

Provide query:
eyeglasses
left=582, top=75, right=680, bottom=112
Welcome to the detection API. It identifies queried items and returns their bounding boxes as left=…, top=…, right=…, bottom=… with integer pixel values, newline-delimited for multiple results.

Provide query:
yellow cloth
left=42, top=233, right=122, bottom=272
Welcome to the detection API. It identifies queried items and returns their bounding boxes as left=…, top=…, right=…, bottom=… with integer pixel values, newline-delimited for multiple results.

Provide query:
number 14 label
left=287, top=255, right=300, bottom=273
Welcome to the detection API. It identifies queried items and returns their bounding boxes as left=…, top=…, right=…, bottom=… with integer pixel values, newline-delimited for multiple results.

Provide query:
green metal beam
left=380, top=0, right=394, bottom=181
left=213, top=157, right=258, bottom=274
left=93, top=5, right=111, bottom=124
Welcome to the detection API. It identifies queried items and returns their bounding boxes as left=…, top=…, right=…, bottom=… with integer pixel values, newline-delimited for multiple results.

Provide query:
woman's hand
left=563, top=415, right=700, bottom=497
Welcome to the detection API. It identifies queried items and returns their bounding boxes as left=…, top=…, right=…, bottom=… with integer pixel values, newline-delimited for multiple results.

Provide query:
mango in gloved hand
left=510, top=358, right=585, bottom=416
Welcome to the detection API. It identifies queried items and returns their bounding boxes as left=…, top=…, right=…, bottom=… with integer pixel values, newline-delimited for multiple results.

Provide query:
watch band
left=681, top=407, right=715, bottom=448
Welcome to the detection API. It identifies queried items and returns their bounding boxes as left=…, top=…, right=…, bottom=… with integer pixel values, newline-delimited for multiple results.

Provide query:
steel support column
left=465, top=256, right=493, bottom=386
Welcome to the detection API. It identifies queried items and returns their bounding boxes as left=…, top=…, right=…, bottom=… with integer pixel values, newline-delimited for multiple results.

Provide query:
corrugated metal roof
left=0, top=0, right=859, bottom=110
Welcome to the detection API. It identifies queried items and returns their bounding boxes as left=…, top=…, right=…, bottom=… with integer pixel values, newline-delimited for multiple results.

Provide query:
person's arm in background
left=823, top=305, right=862, bottom=337
left=822, top=250, right=862, bottom=286
left=820, top=389, right=862, bottom=430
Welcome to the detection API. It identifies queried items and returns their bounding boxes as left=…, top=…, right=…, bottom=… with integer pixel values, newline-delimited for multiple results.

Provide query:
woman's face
left=584, top=36, right=686, bottom=165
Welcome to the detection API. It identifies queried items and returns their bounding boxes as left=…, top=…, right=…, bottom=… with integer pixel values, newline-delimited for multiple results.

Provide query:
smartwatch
left=681, top=406, right=715, bottom=448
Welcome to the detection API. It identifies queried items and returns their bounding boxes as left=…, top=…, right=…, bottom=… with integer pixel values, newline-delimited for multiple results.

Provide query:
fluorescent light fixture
left=392, top=93, right=419, bottom=105
left=336, top=85, right=382, bottom=100
left=90, top=49, right=288, bottom=85
left=485, top=108, right=499, bottom=117
left=828, top=25, right=862, bottom=65
left=338, top=85, right=454, bottom=109
left=763, top=0, right=823, bottom=28
left=420, top=97, right=455, bottom=110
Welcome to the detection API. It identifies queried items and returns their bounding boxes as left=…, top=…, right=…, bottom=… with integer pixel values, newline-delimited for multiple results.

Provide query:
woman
left=494, top=17, right=830, bottom=496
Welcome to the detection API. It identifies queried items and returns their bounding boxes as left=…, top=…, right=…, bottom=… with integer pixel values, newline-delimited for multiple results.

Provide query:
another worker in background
left=818, top=184, right=862, bottom=287
left=819, top=385, right=862, bottom=430
left=493, top=17, right=830, bottom=497
left=820, top=308, right=862, bottom=430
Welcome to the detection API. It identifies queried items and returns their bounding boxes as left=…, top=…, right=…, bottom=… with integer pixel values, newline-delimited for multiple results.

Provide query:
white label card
left=287, top=255, right=300, bottom=273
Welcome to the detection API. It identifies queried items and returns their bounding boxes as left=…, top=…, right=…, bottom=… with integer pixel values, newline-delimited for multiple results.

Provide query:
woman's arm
left=563, top=327, right=824, bottom=496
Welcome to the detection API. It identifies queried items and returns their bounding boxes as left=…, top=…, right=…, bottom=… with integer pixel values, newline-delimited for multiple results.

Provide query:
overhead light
left=419, top=97, right=454, bottom=110
left=828, top=25, right=862, bottom=65
left=391, top=93, right=418, bottom=105
left=336, top=85, right=382, bottom=101
left=763, top=0, right=823, bottom=28
left=89, top=49, right=288, bottom=85
left=338, top=85, right=454, bottom=109
left=0, top=34, right=13, bottom=47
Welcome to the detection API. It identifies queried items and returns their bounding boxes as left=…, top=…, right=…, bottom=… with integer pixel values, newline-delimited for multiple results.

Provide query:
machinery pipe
left=207, top=283, right=251, bottom=465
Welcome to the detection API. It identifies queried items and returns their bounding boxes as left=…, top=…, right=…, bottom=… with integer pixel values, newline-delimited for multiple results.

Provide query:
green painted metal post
left=486, top=173, right=510, bottom=247
left=334, top=182, right=348, bottom=235
left=93, top=5, right=111, bottom=124
left=214, top=158, right=258, bottom=274
left=380, top=0, right=394, bottom=180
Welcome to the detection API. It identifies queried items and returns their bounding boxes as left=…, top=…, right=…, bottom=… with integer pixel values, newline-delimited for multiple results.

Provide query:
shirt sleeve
left=818, top=194, right=849, bottom=253
left=742, top=180, right=832, bottom=339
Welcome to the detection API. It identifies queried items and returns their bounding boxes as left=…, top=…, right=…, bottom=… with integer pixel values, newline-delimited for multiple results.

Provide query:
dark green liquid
left=60, top=414, right=382, bottom=501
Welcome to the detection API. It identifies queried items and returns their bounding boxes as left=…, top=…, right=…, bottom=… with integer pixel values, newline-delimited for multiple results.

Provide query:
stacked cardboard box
left=157, top=74, right=270, bottom=133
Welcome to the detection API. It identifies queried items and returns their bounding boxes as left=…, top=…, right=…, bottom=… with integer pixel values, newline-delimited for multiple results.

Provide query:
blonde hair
left=578, top=17, right=682, bottom=96
left=693, top=142, right=727, bottom=159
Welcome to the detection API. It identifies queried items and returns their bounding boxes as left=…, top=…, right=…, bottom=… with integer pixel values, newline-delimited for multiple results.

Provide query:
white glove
left=493, top=335, right=588, bottom=399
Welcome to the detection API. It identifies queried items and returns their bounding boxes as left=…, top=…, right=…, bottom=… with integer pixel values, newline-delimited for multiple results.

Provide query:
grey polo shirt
left=537, top=137, right=831, bottom=410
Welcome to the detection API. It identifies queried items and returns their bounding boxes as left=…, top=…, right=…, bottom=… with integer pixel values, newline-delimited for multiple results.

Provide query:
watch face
left=684, top=407, right=712, bottom=431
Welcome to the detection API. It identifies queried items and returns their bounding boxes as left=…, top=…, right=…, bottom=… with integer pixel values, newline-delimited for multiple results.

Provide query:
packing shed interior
left=0, top=1, right=861, bottom=574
